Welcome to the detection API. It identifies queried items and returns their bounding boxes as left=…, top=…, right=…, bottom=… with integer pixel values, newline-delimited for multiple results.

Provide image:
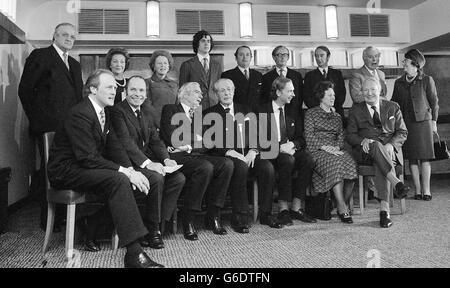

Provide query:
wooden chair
left=42, top=132, right=119, bottom=259
left=354, top=164, right=406, bottom=215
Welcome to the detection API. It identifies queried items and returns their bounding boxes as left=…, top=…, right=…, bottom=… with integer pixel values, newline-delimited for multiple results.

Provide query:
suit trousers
left=355, top=141, right=398, bottom=202
left=226, top=156, right=249, bottom=214
left=250, top=158, right=275, bottom=214
left=135, top=168, right=185, bottom=225
left=53, top=168, right=147, bottom=247
left=270, top=150, right=314, bottom=202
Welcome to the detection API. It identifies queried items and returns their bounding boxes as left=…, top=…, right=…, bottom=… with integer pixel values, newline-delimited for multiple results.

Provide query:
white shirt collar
left=366, top=101, right=380, bottom=116
left=127, top=102, right=141, bottom=115
left=88, top=95, right=104, bottom=124
left=237, top=66, right=249, bottom=76
left=197, top=54, right=210, bottom=63
left=52, top=43, right=67, bottom=61
left=318, top=67, right=328, bottom=74
left=180, top=102, right=193, bottom=119
left=276, top=66, right=287, bottom=76
left=220, top=103, right=234, bottom=115
left=364, top=65, right=377, bottom=76
left=272, top=100, right=284, bottom=113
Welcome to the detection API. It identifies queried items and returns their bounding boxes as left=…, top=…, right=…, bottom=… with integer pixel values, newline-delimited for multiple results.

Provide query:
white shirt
left=366, top=102, right=380, bottom=118
left=88, top=96, right=104, bottom=129
left=52, top=43, right=68, bottom=64
left=276, top=67, right=287, bottom=77
left=318, top=67, right=328, bottom=76
left=181, top=102, right=193, bottom=121
left=364, top=65, right=379, bottom=81
left=197, top=54, right=210, bottom=68
left=238, top=66, right=249, bottom=79
left=272, top=101, right=285, bottom=142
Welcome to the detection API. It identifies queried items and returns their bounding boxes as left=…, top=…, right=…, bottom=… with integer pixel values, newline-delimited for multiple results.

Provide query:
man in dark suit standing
left=18, top=23, right=83, bottom=231
left=204, top=78, right=276, bottom=232
left=110, top=76, right=185, bottom=249
left=221, top=46, right=262, bottom=112
left=258, top=77, right=316, bottom=227
left=304, top=46, right=346, bottom=118
left=260, top=45, right=303, bottom=115
left=346, top=78, right=410, bottom=228
left=179, top=30, right=223, bottom=110
left=160, top=82, right=233, bottom=240
left=47, top=69, right=163, bottom=268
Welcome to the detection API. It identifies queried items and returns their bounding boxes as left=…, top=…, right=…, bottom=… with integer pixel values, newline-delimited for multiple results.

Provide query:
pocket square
left=389, top=116, right=394, bottom=120
left=106, top=129, right=110, bottom=134
left=291, top=123, right=295, bottom=126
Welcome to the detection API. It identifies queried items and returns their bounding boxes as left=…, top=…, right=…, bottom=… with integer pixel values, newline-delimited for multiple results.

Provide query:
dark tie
left=203, top=58, right=209, bottom=74
left=99, top=110, right=105, bottom=132
left=224, top=108, right=230, bottom=113
left=188, top=108, right=194, bottom=120
left=371, top=106, right=382, bottom=129
left=135, top=109, right=146, bottom=143
left=279, top=107, right=287, bottom=143
left=244, top=69, right=249, bottom=80
left=322, top=69, right=327, bottom=79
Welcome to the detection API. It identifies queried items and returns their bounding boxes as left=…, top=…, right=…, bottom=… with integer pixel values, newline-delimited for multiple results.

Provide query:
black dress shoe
left=423, top=195, right=432, bottom=201
left=277, top=210, right=293, bottom=226
left=414, top=194, right=423, bottom=200
left=84, top=239, right=101, bottom=252
left=140, top=231, right=164, bottom=249
left=182, top=221, right=198, bottom=241
left=380, top=211, right=393, bottom=228
left=124, top=251, right=164, bottom=268
left=259, top=213, right=283, bottom=228
left=394, top=182, right=410, bottom=199
left=289, top=209, right=317, bottom=223
left=337, top=212, right=353, bottom=224
left=231, top=214, right=250, bottom=234
left=205, top=216, right=227, bottom=235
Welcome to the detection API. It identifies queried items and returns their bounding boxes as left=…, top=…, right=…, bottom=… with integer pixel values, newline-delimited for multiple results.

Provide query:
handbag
left=305, top=192, right=332, bottom=221
left=432, top=133, right=450, bottom=161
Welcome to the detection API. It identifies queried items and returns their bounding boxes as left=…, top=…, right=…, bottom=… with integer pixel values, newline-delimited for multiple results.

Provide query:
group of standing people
left=17, top=23, right=439, bottom=268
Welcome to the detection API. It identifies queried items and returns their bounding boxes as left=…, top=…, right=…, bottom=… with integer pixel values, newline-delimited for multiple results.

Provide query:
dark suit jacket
left=48, top=97, right=131, bottom=186
left=160, top=103, right=208, bottom=155
left=109, top=100, right=169, bottom=167
left=18, top=45, right=83, bottom=134
left=221, top=67, right=262, bottom=112
left=260, top=68, right=303, bottom=115
left=346, top=100, right=408, bottom=164
left=204, top=103, right=257, bottom=156
left=258, top=101, right=306, bottom=152
left=303, top=67, right=346, bottom=116
left=179, top=56, right=223, bottom=110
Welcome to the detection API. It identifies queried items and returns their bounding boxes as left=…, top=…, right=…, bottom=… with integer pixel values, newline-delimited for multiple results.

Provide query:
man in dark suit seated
left=47, top=69, right=163, bottom=268
left=258, top=77, right=316, bottom=227
left=204, top=78, right=276, bottom=232
left=304, top=46, right=346, bottom=119
left=160, top=82, right=233, bottom=240
left=18, top=22, right=84, bottom=232
left=260, top=45, right=303, bottom=115
left=346, top=78, right=410, bottom=228
left=179, top=30, right=223, bottom=110
left=109, top=76, right=185, bottom=249
left=221, top=46, right=262, bottom=112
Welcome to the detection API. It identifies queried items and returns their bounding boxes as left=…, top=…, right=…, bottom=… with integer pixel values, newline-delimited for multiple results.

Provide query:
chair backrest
left=43, top=132, right=55, bottom=191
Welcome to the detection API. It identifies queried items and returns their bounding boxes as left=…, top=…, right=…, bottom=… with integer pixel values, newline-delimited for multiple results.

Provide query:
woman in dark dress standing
left=105, top=47, right=130, bottom=104
left=391, top=49, right=439, bottom=201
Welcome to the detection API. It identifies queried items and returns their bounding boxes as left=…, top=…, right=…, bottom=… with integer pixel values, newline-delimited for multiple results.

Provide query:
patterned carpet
left=1, top=178, right=449, bottom=268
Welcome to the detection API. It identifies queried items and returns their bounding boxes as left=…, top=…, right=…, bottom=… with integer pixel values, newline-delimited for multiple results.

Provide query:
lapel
left=234, top=66, right=248, bottom=85
left=49, top=45, right=74, bottom=85
left=123, top=102, right=147, bottom=143
left=193, top=56, right=208, bottom=86
left=379, top=100, right=389, bottom=126
left=361, top=103, right=375, bottom=127
left=86, top=99, right=106, bottom=142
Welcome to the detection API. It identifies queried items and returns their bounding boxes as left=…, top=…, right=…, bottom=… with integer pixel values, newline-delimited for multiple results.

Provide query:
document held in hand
left=163, top=165, right=183, bottom=174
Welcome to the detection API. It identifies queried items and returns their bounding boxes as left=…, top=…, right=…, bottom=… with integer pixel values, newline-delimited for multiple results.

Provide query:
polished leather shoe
left=205, top=216, right=227, bottom=235
left=289, top=209, right=317, bottom=223
left=337, top=212, right=353, bottom=224
left=124, top=251, right=164, bottom=268
left=277, top=210, right=293, bottom=226
left=394, top=182, right=410, bottom=199
left=423, top=194, right=432, bottom=201
left=140, top=231, right=164, bottom=249
left=231, top=214, right=250, bottom=234
left=259, top=213, right=283, bottom=228
left=379, top=211, right=393, bottom=228
left=84, top=239, right=101, bottom=252
left=182, top=221, right=198, bottom=241
left=414, top=194, right=423, bottom=200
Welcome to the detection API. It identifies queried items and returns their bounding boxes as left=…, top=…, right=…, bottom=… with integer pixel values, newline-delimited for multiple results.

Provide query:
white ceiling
left=83, top=0, right=428, bottom=10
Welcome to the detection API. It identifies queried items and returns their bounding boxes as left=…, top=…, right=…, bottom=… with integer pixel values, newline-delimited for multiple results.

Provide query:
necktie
left=135, top=109, right=146, bottom=145
left=99, top=110, right=105, bottom=132
left=244, top=69, right=249, bottom=80
left=371, top=106, right=382, bottom=129
left=322, top=69, right=327, bottom=79
left=224, top=108, right=230, bottom=113
left=63, top=52, right=70, bottom=70
left=203, top=58, right=209, bottom=74
left=188, top=108, right=194, bottom=120
left=279, top=107, right=287, bottom=143
left=280, top=69, right=286, bottom=77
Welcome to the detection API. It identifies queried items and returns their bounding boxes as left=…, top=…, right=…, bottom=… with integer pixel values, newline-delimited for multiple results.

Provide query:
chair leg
left=253, top=180, right=258, bottom=223
left=65, top=204, right=76, bottom=261
left=172, top=208, right=177, bottom=234
left=112, top=230, right=119, bottom=253
left=42, top=202, right=56, bottom=255
left=358, top=175, right=364, bottom=215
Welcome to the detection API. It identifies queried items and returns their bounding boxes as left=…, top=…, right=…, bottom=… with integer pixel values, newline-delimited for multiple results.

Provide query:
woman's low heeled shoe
left=423, top=195, right=432, bottom=201
left=414, top=194, right=423, bottom=200
left=338, top=213, right=353, bottom=224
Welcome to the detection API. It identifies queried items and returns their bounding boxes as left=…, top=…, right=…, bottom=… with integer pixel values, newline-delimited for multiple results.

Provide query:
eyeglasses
left=275, top=53, right=289, bottom=58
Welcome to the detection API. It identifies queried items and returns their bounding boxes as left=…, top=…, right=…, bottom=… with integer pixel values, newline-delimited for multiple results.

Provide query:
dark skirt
left=403, top=119, right=434, bottom=160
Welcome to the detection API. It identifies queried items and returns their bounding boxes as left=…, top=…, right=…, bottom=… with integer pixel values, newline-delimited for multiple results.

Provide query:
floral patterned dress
left=305, top=106, right=357, bottom=193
